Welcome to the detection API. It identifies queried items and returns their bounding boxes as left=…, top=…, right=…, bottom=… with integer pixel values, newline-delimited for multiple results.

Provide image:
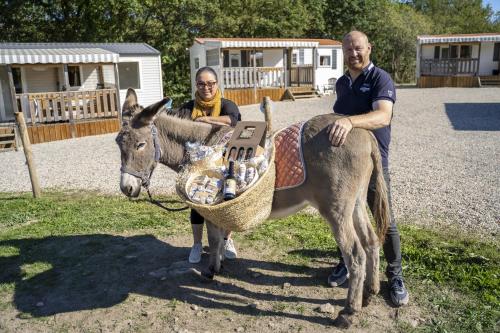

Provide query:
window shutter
left=241, top=50, right=248, bottom=67
left=223, top=50, right=229, bottom=67
left=493, top=43, right=500, bottom=61
left=332, top=49, right=337, bottom=69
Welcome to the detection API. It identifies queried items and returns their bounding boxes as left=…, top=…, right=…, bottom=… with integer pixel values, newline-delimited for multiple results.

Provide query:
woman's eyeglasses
left=196, top=81, right=217, bottom=89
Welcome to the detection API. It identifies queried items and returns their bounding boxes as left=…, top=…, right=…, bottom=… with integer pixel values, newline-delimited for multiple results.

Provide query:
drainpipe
left=253, top=48, right=257, bottom=104
left=113, top=62, right=121, bottom=124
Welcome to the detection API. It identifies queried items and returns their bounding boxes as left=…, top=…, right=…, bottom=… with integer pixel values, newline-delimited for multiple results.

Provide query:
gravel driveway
left=1, top=88, right=499, bottom=235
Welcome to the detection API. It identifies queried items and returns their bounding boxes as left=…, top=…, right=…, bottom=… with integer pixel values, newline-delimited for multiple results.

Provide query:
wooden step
left=0, top=127, right=17, bottom=151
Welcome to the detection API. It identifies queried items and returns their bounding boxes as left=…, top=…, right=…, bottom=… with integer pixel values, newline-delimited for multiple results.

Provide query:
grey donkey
left=116, top=88, right=390, bottom=328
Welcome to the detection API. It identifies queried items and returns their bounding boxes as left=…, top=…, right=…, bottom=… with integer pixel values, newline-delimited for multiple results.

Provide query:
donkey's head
left=116, top=88, right=170, bottom=197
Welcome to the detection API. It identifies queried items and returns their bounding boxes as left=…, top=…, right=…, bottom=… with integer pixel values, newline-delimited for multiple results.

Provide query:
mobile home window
left=206, top=49, right=219, bottom=66
left=249, top=50, right=263, bottom=67
left=433, top=46, right=440, bottom=59
left=450, top=45, right=458, bottom=58
left=319, top=55, right=331, bottom=67
left=118, top=62, right=140, bottom=89
left=68, top=66, right=81, bottom=87
left=441, top=48, right=449, bottom=59
left=299, top=49, right=305, bottom=65
left=12, top=67, right=22, bottom=93
left=194, top=57, right=200, bottom=69
left=493, top=43, right=499, bottom=61
left=292, top=53, right=298, bottom=65
left=230, top=53, right=240, bottom=67
left=460, top=45, right=471, bottom=58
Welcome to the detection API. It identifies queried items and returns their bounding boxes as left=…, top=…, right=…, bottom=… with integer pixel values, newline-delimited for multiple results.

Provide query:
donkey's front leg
left=204, top=221, right=225, bottom=279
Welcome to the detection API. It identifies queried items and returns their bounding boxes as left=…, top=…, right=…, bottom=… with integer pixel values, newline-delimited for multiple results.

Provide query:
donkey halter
left=120, top=124, right=161, bottom=191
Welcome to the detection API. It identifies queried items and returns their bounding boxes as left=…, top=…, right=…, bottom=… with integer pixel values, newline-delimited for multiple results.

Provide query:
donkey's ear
left=122, top=88, right=138, bottom=112
left=135, top=97, right=171, bottom=126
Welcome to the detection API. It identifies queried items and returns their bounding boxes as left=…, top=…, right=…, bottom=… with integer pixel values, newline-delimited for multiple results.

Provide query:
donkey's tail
left=370, top=134, right=390, bottom=244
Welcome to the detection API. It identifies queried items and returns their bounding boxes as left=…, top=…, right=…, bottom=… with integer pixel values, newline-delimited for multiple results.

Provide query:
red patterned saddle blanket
left=274, top=121, right=307, bottom=190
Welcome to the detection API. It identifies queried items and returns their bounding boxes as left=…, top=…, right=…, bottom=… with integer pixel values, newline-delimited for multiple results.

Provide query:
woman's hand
left=195, top=116, right=231, bottom=126
left=195, top=116, right=230, bottom=126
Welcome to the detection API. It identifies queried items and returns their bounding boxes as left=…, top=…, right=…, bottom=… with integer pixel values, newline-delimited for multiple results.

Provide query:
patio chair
left=323, top=77, right=337, bottom=95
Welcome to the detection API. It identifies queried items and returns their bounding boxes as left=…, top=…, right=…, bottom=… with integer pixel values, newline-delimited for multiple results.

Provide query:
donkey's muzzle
left=120, top=173, right=141, bottom=197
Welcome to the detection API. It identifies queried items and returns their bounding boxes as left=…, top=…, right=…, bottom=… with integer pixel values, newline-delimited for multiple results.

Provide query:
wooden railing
left=223, top=67, right=285, bottom=89
left=290, top=65, right=313, bottom=86
left=420, top=58, right=479, bottom=76
left=15, top=89, right=119, bottom=125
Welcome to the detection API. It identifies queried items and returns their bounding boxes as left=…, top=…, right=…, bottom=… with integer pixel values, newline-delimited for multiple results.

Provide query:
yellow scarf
left=191, top=88, right=222, bottom=120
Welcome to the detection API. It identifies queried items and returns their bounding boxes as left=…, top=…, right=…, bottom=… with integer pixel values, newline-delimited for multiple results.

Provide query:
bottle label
left=224, top=179, right=236, bottom=198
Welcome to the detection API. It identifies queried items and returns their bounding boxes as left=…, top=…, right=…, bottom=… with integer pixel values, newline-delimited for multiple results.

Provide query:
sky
left=484, top=0, right=500, bottom=14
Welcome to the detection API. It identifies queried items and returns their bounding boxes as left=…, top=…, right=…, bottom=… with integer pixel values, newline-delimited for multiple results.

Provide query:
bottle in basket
left=224, top=160, right=237, bottom=201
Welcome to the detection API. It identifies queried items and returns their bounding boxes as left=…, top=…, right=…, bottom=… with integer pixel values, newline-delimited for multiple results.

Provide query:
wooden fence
left=290, top=65, right=313, bottom=86
left=15, top=89, right=119, bottom=125
left=222, top=67, right=285, bottom=89
left=420, top=58, right=479, bottom=76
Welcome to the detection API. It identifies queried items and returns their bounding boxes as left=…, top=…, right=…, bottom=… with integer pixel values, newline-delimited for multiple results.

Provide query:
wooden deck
left=223, top=87, right=286, bottom=106
left=417, top=76, right=480, bottom=88
left=25, top=118, right=120, bottom=144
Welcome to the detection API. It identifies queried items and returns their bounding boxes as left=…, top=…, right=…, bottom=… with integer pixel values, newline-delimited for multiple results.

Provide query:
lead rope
left=143, top=123, right=189, bottom=212
left=147, top=124, right=189, bottom=212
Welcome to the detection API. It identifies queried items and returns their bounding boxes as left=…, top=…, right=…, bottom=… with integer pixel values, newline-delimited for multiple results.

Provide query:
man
left=326, top=30, right=409, bottom=306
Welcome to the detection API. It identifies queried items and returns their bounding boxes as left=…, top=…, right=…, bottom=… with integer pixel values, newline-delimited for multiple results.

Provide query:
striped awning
left=0, top=47, right=119, bottom=65
left=417, top=34, right=500, bottom=45
left=198, top=38, right=320, bottom=49
left=219, top=40, right=318, bottom=48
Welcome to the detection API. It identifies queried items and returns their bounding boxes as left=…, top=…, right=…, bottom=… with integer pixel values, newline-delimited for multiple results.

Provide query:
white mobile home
left=0, top=43, right=162, bottom=144
left=416, top=33, right=500, bottom=87
left=190, top=38, right=343, bottom=105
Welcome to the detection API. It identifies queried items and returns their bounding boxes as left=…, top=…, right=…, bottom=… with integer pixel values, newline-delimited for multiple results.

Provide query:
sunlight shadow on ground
left=444, top=103, right=500, bottom=131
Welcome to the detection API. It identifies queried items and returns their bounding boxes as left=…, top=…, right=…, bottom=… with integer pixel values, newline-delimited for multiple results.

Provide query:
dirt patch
left=0, top=234, right=425, bottom=332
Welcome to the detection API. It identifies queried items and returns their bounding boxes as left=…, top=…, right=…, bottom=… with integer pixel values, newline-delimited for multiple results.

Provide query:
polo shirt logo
left=360, top=84, right=370, bottom=93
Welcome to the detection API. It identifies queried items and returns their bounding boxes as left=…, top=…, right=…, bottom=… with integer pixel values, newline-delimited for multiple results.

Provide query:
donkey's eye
left=136, top=142, right=146, bottom=150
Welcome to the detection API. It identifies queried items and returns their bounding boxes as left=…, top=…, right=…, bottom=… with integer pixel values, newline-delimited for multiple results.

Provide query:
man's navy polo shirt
left=333, top=62, right=396, bottom=168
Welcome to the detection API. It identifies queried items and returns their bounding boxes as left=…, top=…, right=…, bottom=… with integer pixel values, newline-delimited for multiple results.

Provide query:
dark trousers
left=191, top=209, right=204, bottom=224
left=338, top=167, right=402, bottom=279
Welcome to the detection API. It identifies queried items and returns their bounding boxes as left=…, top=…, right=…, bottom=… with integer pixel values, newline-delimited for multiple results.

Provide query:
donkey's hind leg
left=353, top=195, right=380, bottom=306
left=320, top=203, right=366, bottom=315
left=204, top=221, right=225, bottom=279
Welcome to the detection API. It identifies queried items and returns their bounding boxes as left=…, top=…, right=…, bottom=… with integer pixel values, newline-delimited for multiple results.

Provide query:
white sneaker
left=224, top=238, right=237, bottom=260
left=189, top=243, right=203, bottom=263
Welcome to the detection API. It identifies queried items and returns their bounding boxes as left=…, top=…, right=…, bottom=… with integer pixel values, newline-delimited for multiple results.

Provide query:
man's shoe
left=389, top=276, right=409, bottom=306
left=224, top=238, right=237, bottom=259
left=188, top=243, right=203, bottom=263
left=328, top=262, right=349, bottom=287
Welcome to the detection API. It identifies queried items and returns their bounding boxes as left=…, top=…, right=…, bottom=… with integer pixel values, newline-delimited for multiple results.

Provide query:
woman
left=178, top=66, right=241, bottom=264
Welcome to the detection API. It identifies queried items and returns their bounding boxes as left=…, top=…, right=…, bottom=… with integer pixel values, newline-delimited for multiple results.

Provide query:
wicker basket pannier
left=176, top=144, right=275, bottom=232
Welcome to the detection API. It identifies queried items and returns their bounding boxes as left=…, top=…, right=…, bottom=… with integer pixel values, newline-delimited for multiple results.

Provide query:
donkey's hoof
left=333, top=313, right=352, bottom=329
left=200, top=270, right=215, bottom=281
left=362, top=295, right=373, bottom=307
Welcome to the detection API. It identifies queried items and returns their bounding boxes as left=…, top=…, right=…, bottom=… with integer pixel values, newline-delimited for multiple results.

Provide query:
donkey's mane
left=155, top=111, right=215, bottom=143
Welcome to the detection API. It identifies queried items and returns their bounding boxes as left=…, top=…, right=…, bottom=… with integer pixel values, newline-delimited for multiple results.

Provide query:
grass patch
left=0, top=192, right=498, bottom=332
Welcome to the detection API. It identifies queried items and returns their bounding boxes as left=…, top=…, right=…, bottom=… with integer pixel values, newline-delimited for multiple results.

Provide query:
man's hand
left=327, top=117, right=353, bottom=147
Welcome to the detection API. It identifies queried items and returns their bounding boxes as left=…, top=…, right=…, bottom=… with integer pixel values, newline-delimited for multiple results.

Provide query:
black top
left=177, top=98, right=241, bottom=127
left=333, top=62, right=396, bottom=168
